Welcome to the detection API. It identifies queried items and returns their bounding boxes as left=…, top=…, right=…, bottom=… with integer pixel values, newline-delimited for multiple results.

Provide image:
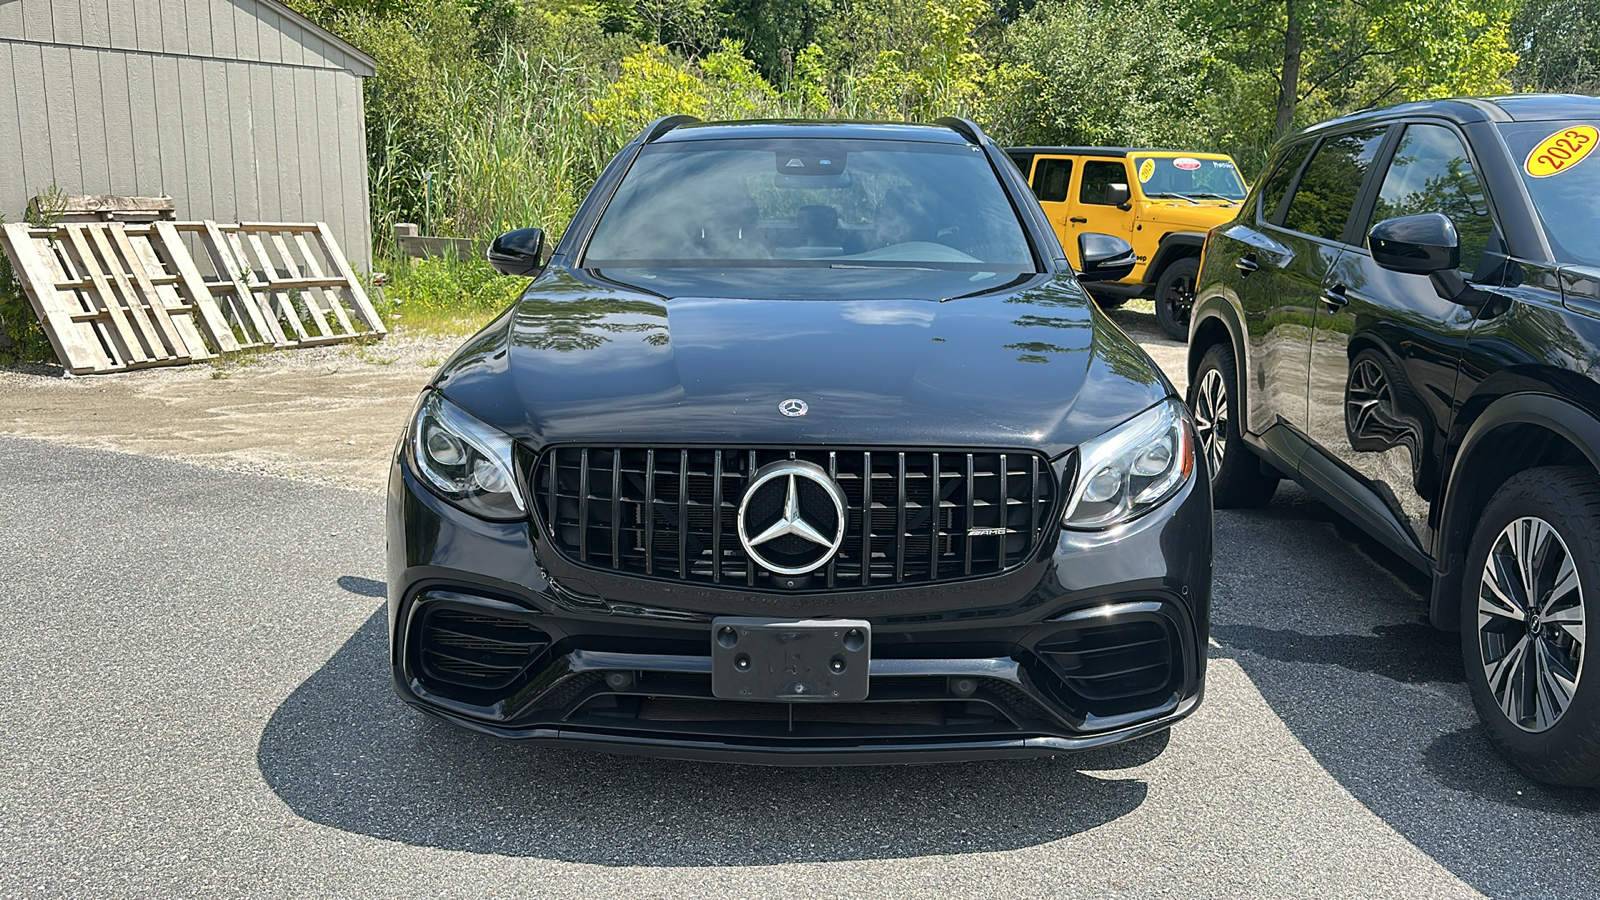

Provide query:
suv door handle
left=1236, top=255, right=1259, bottom=275
left=1068, top=217, right=1088, bottom=224
left=1321, top=284, right=1350, bottom=311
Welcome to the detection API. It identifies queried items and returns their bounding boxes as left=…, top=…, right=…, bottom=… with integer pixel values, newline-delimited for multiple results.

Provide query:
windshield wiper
left=830, top=263, right=940, bottom=271
left=1148, top=192, right=1200, bottom=204
left=1185, top=192, right=1237, bottom=201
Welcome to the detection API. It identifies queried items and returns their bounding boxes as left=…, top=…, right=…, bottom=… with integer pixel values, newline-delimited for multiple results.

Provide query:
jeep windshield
left=1133, top=156, right=1246, bottom=200
left=582, top=139, right=1035, bottom=271
left=1499, top=120, right=1600, bottom=267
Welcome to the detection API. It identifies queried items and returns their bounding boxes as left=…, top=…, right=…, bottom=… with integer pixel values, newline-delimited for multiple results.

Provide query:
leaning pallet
left=3, top=218, right=384, bottom=374
left=176, top=220, right=386, bottom=347
left=1, top=221, right=237, bottom=374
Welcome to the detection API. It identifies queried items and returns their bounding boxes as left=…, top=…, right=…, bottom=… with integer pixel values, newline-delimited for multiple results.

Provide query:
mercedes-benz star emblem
left=737, top=460, right=847, bottom=576
left=778, top=398, right=808, bottom=417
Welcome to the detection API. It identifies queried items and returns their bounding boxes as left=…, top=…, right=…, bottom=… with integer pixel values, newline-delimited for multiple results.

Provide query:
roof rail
left=935, top=117, right=986, bottom=145
left=643, top=115, right=701, bottom=143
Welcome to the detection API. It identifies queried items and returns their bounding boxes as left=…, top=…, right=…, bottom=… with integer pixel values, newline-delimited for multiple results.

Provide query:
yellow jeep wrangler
left=1007, top=147, right=1247, bottom=340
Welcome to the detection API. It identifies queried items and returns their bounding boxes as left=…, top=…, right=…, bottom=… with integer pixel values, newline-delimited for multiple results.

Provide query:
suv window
left=1079, top=160, right=1129, bottom=206
left=1282, top=128, right=1388, bottom=241
left=1368, top=124, right=1492, bottom=275
left=584, top=138, right=1035, bottom=269
left=1033, top=158, right=1073, bottom=203
left=1258, top=143, right=1312, bottom=225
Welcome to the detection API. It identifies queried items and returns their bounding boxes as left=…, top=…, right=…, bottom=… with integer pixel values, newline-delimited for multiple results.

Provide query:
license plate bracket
left=710, top=617, right=871, bottom=702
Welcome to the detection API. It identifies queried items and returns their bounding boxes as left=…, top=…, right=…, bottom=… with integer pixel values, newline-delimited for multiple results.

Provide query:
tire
left=1154, top=257, right=1200, bottom=342
left=1188, top=342, right=1278, bottom=508
left=1461, top=466, right=1600, bottom=785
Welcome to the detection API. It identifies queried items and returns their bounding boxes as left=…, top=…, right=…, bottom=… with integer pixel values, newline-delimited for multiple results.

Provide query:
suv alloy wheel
left=1463, top=466, right=1600, bottom=785
left=1189, top=343, right=1277, bottom=508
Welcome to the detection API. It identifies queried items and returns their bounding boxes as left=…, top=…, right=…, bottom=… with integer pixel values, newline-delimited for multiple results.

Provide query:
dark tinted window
left=1498, top=120, right=1600, bottom=266
left=1032, top=157, right=1073, bottom=203
left=1258, top=143, right=1312, bottom=224
left=1369, top=124, right=1492, bottom=274
left=1282, top=128, right=1388, bottom=241
left=584, top=139, right=1034, bottom=269
left=1079, top=160, right=1130, bottom=206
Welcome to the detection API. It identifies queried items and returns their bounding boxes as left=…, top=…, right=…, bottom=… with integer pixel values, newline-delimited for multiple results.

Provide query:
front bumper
left=386, top=450, right=1212, bottom=765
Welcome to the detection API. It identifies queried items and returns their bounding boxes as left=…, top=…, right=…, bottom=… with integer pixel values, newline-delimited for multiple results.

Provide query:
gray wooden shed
left=0, top=0, right=377, bottom=270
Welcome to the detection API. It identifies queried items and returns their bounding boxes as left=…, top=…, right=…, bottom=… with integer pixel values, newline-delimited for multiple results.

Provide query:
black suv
left=1192, top=94, right=1600, bottom=784
left=386, top=117, right=1213, bottom=764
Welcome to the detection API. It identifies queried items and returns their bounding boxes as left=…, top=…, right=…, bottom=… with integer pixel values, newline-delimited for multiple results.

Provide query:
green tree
left=1510, top=0, right=1600, bottom=92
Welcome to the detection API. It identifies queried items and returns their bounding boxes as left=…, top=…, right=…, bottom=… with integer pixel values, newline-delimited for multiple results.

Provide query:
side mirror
left=1368, top=214, right=1459, bottom=275
left=487, top=227, right=547, bottom=276
left=1107, top=183, right=1131, bottom=210
left=1077, top=233, right=1137, bottom=283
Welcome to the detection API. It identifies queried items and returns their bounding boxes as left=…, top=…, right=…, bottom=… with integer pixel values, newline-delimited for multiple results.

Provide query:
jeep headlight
left=410, top=390, right=527, bottom=521
left=1063, top=399, right=1196, bottom=529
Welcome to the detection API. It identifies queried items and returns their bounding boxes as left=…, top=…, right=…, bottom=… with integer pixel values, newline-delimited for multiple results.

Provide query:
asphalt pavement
left=2, top=429, right=1598, bottom=898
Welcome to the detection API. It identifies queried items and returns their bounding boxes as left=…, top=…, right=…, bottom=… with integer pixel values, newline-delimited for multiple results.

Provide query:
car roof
left=1300, top=94, right=1600, bottom=138
left=1004, top=147, right=1229, bottom=158
left=654, top=120, right=974, bottom=144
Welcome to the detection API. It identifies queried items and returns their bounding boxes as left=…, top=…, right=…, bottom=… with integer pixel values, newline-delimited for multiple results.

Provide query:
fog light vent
left=1038, top=619, right=1173, bottom=702
left=418, top=605, right=549, bottom=690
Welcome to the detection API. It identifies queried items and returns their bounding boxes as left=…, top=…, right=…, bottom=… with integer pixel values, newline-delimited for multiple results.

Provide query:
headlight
left=1063, top=399, right=1196, bottom=529
left=410, top=391, right=527, bottom=521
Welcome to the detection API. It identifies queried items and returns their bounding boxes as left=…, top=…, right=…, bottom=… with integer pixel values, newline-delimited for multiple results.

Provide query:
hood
left=433, top=268, right=1171, bottom=457
left=1137, top=200, right=1240, bottom=231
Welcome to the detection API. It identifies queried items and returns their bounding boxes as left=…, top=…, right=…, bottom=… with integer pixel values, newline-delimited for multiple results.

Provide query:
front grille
left=532, top=447, right=1058, bottom=591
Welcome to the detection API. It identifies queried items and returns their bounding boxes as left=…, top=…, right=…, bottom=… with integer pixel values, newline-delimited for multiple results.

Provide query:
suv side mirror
left=487, top=227, right=547, bottom=276
left=1077, top=233, right=1137, bottom=283
left=1368, top=214, right=1459, bottom=275
left=1107, top=183, right=1131, bottom=210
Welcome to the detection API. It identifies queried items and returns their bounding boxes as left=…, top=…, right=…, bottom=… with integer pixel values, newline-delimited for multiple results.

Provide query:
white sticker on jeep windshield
left=1174, top=157, right=1202, bottom=171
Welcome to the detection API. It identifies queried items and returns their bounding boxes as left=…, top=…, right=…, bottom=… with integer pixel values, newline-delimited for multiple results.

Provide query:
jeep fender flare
left=1144, top=232, right=1208, bottom=283
left=1430, top=392, right=1600, bottom=629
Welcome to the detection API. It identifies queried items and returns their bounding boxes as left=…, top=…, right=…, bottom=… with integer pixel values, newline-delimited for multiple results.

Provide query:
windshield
left=582, top=139, right=1035, bottom=270
left=1499, top=120, right=1600, bottom=266
left=1133, top=156, right=1247, bottom=200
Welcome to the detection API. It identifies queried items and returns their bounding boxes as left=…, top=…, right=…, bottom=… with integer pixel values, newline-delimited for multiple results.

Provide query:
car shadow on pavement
left=257, top=607, right=1156, bottom=865
left=1208, top=491, right=1600, bottom=897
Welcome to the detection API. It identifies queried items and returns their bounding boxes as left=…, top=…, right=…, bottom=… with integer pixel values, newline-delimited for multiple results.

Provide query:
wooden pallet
left=1, top=222, right=238, bottom=373
left=178, top=221, right=386, bottom=347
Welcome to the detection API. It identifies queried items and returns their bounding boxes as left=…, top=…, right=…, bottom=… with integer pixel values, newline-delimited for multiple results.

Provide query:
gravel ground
left=2, top=308, right=1597, bottom=898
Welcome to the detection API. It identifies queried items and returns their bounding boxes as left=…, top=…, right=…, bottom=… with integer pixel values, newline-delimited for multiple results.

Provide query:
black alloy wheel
left=1188, top=342, right=1277, bottom=508
left=1463, top=466, right=1600, bottom=785
left=1155, top=257, right=1200, bottom=342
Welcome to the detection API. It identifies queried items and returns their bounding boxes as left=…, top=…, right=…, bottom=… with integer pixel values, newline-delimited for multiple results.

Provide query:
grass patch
left=378, top=254, right=523, bottom=338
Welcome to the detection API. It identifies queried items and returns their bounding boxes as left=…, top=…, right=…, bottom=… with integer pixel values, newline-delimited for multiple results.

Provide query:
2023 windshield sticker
left=1525, top=125, right=1599, bottom=178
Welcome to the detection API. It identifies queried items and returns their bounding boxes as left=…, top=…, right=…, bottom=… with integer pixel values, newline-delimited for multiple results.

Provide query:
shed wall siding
left=0, top=0, right=374, bottom=75
left=0, top=0, right=373, bottom=271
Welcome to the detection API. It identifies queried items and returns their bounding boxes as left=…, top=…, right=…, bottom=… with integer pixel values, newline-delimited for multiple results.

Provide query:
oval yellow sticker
left=1138, top=158, right=1155, bottom=183
left=1526, top=126, right=1599, bottom=178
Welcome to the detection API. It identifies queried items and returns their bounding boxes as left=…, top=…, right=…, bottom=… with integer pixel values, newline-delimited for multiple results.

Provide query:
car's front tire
left=1155, top=257, right=1199, bottom=342
left=1462, top=466, right=1600, bottom=785
left=1189, top=342, right=1278, bottom=508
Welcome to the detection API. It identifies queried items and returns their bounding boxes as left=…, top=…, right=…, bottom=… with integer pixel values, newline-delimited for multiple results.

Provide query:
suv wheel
left=1463, top=466, right=1600, bottom=785
left=1189, top=343, right=1278, bottom=508
left=1155, top=257, right=1200, bottom=342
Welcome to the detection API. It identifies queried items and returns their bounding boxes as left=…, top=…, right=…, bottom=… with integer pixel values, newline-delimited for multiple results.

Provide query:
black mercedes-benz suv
left=386, top=117, right=1212, bottom=764
left=1191, top=94, right=1600, bottom=784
